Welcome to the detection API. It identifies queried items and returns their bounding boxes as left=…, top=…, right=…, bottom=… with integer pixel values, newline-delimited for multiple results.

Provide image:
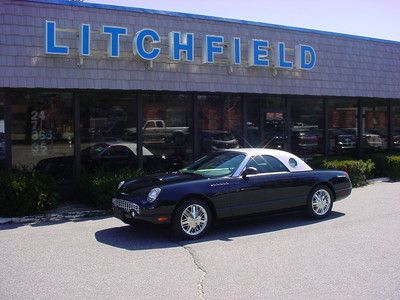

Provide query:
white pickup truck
left=125, top=120, right=189, bottom=144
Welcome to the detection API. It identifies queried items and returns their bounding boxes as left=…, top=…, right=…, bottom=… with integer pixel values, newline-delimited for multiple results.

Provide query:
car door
left=98, top=145, right=137, bottom=169
left=230, top=155, right=296, bottom=216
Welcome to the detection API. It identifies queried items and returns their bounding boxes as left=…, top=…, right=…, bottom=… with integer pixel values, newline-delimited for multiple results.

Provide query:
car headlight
left=117, top=181, right=125, bottom=190
left=147, top=188, right=161, bottom=203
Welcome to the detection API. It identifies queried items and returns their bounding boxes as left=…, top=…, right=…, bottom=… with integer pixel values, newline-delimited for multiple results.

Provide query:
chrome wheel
left=180, top=204, right=208, bottom=236
left=311, top=189, right=331, bottom=216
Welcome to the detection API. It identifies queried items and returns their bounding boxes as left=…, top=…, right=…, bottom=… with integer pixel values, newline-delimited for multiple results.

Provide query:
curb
left=366, top=177, right=391, bottom=184
left=0, top=210, right=111, bottom=225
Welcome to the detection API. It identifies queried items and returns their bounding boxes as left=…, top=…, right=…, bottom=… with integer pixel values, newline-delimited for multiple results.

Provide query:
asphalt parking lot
left=1, top=182, right=399, bottom=299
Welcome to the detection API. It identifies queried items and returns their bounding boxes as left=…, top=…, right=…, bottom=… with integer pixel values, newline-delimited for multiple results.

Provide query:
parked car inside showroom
left=112, top=149, right=352, bottom=239
left=35, top=142, right=182, bottom=179
left=200, top=130, right=240, bottom=153
left=329, top=128, right=357, bottom=152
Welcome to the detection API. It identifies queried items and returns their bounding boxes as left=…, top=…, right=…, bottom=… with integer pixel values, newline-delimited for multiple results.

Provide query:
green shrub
left=386, top=156, right=400, bottom=180
left=320, top=159, right=375, bottom=187
left=309, top=155, right=354, bottom=169
left=363, top=153, right=392, bottom=178
left=363, top=153, right=400, bottom=180
left=79, top=168, right=144, bottom=210
left=0, top=170, right=58, bottom=217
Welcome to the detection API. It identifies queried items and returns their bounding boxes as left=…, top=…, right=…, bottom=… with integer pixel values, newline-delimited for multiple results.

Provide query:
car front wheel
left=172, top=199, right=212, bottom=239
left=307, top=185, right=333, bottom=219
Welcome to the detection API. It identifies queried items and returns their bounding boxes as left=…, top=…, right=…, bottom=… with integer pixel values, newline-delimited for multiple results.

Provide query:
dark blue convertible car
left=112, top=149, right=352, bottom=239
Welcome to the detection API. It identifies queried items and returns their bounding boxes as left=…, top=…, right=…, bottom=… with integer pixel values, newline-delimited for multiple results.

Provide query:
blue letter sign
left=134, top=29, right=161, bottom=60
left=203, top=35, right=224, bottom=64
left=230, top=37, right=241, bottom=65
left=169, top=31, right=194, bottom=62
left=295, top=44, right=316, bottom=70
left=80, top=24, right=90, bottom=56
left=45, top=21, right=69, bottom=55
left=43, top=21, right=317, bottom=72
left=102, top=26, right=127, bottom=57
left=275, top=42, right=293, bottom=69
left=249, top=39, right=269, bottom=67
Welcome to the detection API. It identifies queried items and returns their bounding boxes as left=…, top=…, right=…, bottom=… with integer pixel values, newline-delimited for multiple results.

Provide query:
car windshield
left=82, top=143, right=109, bottom=156
left=181, top=151, right=246, bottom=177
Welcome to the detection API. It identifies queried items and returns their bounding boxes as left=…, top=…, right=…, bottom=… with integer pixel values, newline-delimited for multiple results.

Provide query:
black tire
left=172, top=199, right=212, bottom=239
left=307, top=185, right=334, bottom=219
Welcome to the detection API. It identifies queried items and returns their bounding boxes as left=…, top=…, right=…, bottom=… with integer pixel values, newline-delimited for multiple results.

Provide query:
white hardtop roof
left=225, top=148, right=312, bottom=172
left=103, top=142, right=153, bottom=156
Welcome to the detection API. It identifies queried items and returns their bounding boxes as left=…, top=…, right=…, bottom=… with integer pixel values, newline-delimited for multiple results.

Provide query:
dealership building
left=1, top=0, right=400, bottom=180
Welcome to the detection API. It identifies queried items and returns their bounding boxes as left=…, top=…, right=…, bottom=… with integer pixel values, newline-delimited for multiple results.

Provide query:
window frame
left=245, top=154, right=289, bottom=174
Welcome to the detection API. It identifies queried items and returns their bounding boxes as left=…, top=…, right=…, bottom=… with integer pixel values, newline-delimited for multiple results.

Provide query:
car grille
left=112, top=198, right=140, bottom=213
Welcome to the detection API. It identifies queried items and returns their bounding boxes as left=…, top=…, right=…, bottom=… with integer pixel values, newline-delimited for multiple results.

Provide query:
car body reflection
left=35, top=142, right=182, bottom=180
left=201, top=130, right=240, bottom=154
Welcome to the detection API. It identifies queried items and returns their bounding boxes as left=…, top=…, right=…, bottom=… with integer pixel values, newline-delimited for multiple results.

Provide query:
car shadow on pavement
left=94, top=210, right=345, bottom=251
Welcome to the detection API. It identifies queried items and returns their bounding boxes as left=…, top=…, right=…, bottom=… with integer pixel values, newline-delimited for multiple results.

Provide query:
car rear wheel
left=307, top=185, right=333, bottom=219
left=172, top=199, right=212, bottom=239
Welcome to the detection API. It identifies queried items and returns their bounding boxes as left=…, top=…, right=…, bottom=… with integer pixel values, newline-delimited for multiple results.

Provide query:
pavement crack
left=172, top=239, right=207, bottom=300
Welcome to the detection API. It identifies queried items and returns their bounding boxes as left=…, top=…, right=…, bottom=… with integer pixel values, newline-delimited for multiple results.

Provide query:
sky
left=84, top=0, right=400, bottom=42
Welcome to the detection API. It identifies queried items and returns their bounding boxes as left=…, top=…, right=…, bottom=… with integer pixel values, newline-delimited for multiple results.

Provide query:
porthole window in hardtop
left=289, top=158, right=298, bottom=168
left=246, top=155, right=289, bottom=173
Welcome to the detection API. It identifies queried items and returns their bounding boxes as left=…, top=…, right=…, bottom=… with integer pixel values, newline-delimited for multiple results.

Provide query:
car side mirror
left=241, top=167, right=258, bottom=179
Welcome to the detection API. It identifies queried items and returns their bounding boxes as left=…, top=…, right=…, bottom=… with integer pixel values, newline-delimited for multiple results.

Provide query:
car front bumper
left=112, top=198, right=173, bottom=224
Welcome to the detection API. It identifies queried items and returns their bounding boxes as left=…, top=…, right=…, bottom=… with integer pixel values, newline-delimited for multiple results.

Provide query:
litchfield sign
left=45, top=20, right=317, bottom=70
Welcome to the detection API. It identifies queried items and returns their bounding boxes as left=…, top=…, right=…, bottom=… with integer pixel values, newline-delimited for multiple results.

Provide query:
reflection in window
left=327, top=99, right=358, bottom=155
left=0, top=97, right=4, bottom=168
left=245, top=96, right=286, bottom=149
left=393, top=104, right=400, bottom=151
left=142, top=94, right=192, bottom=172
left=245, top=96, right=261, bottom=147
left=80, top=93, right=139, bottom=173
left=80, top=93, right=137, bottom=144
left=261, top=97, right=285, bottom=150
left=361, top=100, right=388, bottom=152
left=290, top=98, right=323, bottom=159
left=182, top=151, right=245, bottom=177
left=246, top=155, right=288, bottom=173
left=198, top=95, right=242, bottom=155
left=10, top=91, right=74, bottom=179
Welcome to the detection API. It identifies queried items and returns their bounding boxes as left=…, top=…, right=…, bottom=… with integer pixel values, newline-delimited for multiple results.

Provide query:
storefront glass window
left=327, top=98, right=358, bottom=155
left=0, top=95, right=5, bottom=168
left=361, top=100, right=388, bottom=152
left=80, top=93, right=138, bottom=173
left=260, top=96, right=286, bottom=150
left=198, top=95, right=242, bottom=155
left=245, top=95, right=261, bottom=147
left=246, top=96, right=286, bottom=150
left=290, top=98, right=324, bottom=159
left=142, top=94, right=193, bottom=171
left=393, top=104, right=400, bottom=151
left=10, top=91, right=74, bottom=178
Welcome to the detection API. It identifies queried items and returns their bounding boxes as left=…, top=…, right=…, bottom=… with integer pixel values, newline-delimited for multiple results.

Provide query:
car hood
left=117, top=172, right=204, bottom=196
